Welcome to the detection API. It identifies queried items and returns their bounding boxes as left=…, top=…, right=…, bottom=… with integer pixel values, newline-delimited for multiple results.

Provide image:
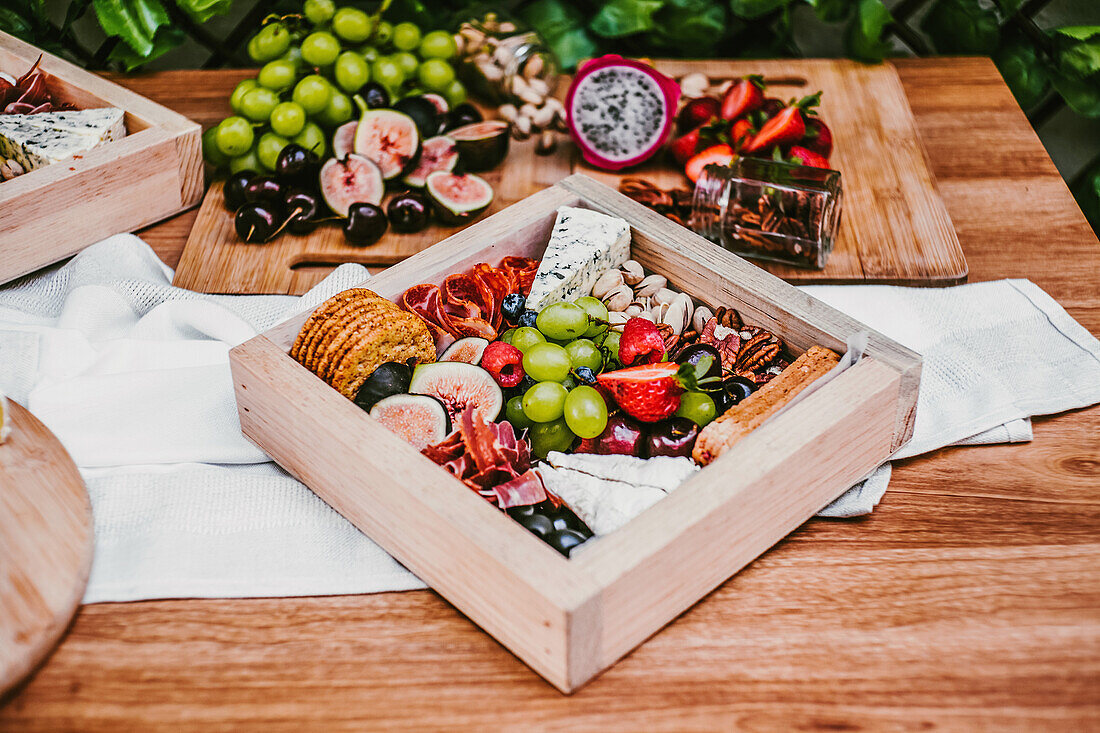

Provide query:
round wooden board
left=0, top=400, right=93, bottom=696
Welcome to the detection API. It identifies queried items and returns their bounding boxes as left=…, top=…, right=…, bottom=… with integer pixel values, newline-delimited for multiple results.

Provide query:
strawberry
left=685, top=143, right=735, bottom=183
left=788, top=145, right=830, bottom=169
left=730, top=118, right=754, bottom=150
left=597, top=362, right=683, bottom=423
left=676, top=96, right=720, bottom=134
left=802, top=117, right=833, bottom=158
left=742, top=92, right=821, bottom=155
left=669, top=127, right=702, bottom=166
left=719, top=75, right=765, bottom=121
left=618, top=317, right=666, bottom=366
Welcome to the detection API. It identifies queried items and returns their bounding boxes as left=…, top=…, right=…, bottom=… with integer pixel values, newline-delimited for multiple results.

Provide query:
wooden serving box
left=0, top=31, right=202, bottom=284
left=230, top=174, right=921, bottom=693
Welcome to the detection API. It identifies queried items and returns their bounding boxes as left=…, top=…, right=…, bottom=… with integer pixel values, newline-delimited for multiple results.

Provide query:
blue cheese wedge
left=525, top=206, right=631, bottom=311
left=0, top=388, right=9, bottom=443
left=0, top=108, right=126, bottom=173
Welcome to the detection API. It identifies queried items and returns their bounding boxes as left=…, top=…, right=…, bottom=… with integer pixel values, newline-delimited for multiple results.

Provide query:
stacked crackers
left=291, top=288, right=436, bottom=399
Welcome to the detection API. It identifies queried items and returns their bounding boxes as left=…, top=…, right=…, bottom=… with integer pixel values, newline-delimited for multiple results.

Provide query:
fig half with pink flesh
left=319, top=153, right=384, bottom=217
left=425, top=171, right=493, bottom=226
left=332, top=121, right=358, bottom=159
left=354, top=108, right=421, bottom=180
left=402, top=135, right=458, bottom=188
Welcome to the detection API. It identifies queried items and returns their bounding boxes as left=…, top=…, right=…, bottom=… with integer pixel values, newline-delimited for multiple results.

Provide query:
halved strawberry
left=669, top=127, right=702, bottom=166
left=676, top=96, right=721, bottom=134
left=685, top=143, right=735, bottom=183
left=742, top=92, right=821, bottom=155
left=788, top=145, right=830, bottom=169
left=719, top=75, right=765, bottom=121
left=597, top=362, right=683, bottom=423
left=730, top=118, right=754, bottom=151
left=802, top=117, right=833, bottom=158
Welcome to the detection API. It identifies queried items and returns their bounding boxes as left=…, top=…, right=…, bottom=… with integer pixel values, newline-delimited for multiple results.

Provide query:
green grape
left=564, top=386, right=608, bottom=439
left=317, top=90, right=353, bottom=127
left=575, top=296, right=609, bottom=338
left=564, top=339, right=603, bottom=372
left=248, top=23, right=290, bottom=63
left=597, top=330, right=621, bottom=366
left=560, top=375, right=577, bottom=390
left=371, top=57, right=405, bottom=91
left=292, top=75, right=332, bottom=115
left=536, top=302, right=588, bottom=341
left=293, top=122, right=327, bottom=157
left=332, top=7, right=373, bottom=42
left=359, top=45, right=379, bottom=63
left=505, top=395, right=532, bottom=431
left=301, top=31, right=341, bottom=67
left=229, top=145, right=263, bottom=174
left=528, top=418, right=575, bottom=458
left=523, top=343, right=572, bottom=383
left=215, top=116, right=255, bottom=157
left=499, top=328, right=516, bottom=345
left=258, top=59, right=298, bottom=91
left=511, top=326, right=545, bottom=354
left=256, top=131, right=290, bottom=171
left=334, top=51, right=369, bottom=92
left=279, top=45, right=303, bottom=68
left=419, top=30, right=457, bottom=60
left=229, top=79, right=259, bottom=113
left=269, top=101, right=307, bottom=137
left=392, top=51, right=419, bottom=79
left=391, top=22, right=421, bottom=52
left=202, top=127, right=229, bottom=168
left=442, top=78, right=467, bottom=107
left=418, top=58, right=455, bottom=93
left=240, top=86, right=280, bottom=123
left=522, top=382, right=568, bottom=423
left=674, top=391, right=717, bottom=427
left=372, top=20, right=394, bottom=47
left=303, top=0, right=335, bottom=26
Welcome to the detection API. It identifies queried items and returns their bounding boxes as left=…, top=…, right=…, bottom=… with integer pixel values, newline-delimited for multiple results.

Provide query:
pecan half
left=715, top=306, right=742, bottom=329
left=735, top=331, right=781, bottom=374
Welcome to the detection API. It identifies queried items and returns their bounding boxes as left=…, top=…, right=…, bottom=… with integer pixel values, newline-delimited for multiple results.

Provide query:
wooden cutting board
left=173, top=59, right=965, bottom=295
left=0, top=400, right=93, bottom=696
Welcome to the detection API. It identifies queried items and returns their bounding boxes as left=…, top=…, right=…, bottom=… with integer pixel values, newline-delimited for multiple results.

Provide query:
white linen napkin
left=1, top=236, right=1097, bottom=602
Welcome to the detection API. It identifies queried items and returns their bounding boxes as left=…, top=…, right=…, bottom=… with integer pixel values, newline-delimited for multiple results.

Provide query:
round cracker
left=317, top=300, right=399, bottom=383
left=332, top=311, right=435, bottom=398
left=305, top=298, right=381, bottom=374
left=291, top=289, right=376, bottom=365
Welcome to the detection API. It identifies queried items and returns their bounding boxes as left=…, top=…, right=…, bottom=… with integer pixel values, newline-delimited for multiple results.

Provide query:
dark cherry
left=724, top=376, right=756, bottom=405
left=545, top=529, right=588, bottom=557
left=274, top=144, right=320, bottom=188
left=443, top=102, right=482, bottom=131
left=283, top=189, right=322, bottom=235
left=646, top=417, right=699, bottom=458
left=243, top=175, right=283, bottom=206
left=224, top=170, right=255, bottom=211
left=234, top=203, right=279, bottom=243
left=517, top=512, right=554, bottom=537
left=594, top=414, right=647, bottom=457
left=344, top=202, right=388, bottom=245
left=358, top=81, right=390, bottom=109
left=547, top=507, right=591, bottom=537
left=674, top=343, right=722, bottom=381
left=387, top=191, right=430, bottom=233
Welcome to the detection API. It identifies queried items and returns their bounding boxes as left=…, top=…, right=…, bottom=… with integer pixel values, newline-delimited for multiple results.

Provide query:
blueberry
left=544, top=529, right=588, bottom=557
left=501, top=293, right=526, bottom=324
left=518, top=374, right=538, bottom=393
left=518, top=310, right=538, bottom=328
left=574, top=366, right=597, bottom=385
left=724, top=376, right=756, bottom=405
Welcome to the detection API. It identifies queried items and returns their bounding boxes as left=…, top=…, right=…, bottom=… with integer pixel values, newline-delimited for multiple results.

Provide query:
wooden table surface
left=3, top=58, right=1099, bottom=730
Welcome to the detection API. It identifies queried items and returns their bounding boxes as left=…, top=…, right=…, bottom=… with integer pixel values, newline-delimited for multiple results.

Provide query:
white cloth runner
left=1, top=236, right=1098, bottom=602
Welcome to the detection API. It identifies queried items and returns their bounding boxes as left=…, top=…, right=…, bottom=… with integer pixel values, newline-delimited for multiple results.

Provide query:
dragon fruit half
left=565, top=55, right=680, bottom=171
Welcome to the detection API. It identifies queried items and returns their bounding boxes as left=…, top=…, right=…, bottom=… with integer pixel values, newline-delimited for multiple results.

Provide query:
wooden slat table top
left=2, top=58, right=1098, bottom=730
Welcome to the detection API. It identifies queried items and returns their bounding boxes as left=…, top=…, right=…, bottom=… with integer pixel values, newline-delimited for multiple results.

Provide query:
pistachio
left=661, top=295, right=691, bottom=335
left=511, top=114, right=532, bottom=139
left=679, top=72, right=709, bottom=99
left=531, top=103, right=556, bottom=129
left=498, top=20, right=517, bottom=32
left=543, top=97, right=565, bottom=117
left=592, top=269, right=624, bottom=299
left=519, top=102, right=539, bottom=120
left=498, top=103, right=517, bottom=122
left=652, top=287, right=678, bottom=307
left=523, top=55, right=544, bottom=79
left=517, top=86, right=544, bottom=106
left=636, top=274, right=668, bottom=298
left=535, top=130, right=557, bottom=156
left=493, top=45, right=514, bottom=68
left=624, top=302, right=647, bottom=318
left=603, top=284, right=634, bottom=312
left=620, top=259, right=645, bottom=285
left=453, top=34, right=466, bottom=57
left=479, top=61, right=503, bottom=83
left=692, top=305, right=714, bottom=334
left=528, top=78, right=550, bottom=98
left=608, top=311, right=630, bottom=327
left=651, top=302, right=670, bottom=323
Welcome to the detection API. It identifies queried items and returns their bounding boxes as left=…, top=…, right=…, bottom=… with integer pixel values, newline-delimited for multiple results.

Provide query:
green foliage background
left=1, top=0, right=1098, bottom=230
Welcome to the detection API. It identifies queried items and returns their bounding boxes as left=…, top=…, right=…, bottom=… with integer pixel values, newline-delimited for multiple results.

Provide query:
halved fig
left=422, top=93, right=449, bottom=116
left=425, top=171, right=494, bottom=226
left=402, top=135, right=458, bottom=188
left=440, top=336, right=489, bottom=364
left=319, top=154, right=384, bottom=217
left=354, top=108, right=421, bottom=180
left=447, top=119, right=509, bottom=171
left=409, top=361, right=502, bottom=423
left=394, top=95, right=443, bottom=138
left=333, top=120, right=358, bottom=159
left=369, top=393, right=450, bottom=449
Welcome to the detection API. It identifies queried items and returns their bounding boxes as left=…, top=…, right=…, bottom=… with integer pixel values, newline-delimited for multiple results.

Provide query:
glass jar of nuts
left=455, top=14, right=566, bottom=153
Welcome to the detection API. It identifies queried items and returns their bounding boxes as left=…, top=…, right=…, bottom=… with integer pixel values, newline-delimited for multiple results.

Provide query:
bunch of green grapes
left=499, top=297, right=615, bottom=457
left=202, top=0, right=465, bottom=175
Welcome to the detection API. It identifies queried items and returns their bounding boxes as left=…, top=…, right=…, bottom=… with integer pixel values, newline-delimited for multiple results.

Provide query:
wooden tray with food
left=229, top=174, right=921, bottom=692
left=0, top=31, right=202, bottom=285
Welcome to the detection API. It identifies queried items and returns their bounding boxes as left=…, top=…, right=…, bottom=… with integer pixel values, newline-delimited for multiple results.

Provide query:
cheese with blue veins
left=0, top=108, right=126, bottom=173
left=525, top=206, right=631, bottom=311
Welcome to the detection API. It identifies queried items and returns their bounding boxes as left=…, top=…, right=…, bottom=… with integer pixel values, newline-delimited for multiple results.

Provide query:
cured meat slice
left=491, top=469, right=548, bottom=509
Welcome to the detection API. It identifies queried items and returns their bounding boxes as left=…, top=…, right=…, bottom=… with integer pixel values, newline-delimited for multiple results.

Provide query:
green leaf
left=1070, top=161, right=1100, bottom=234
left=806, top=0, right=853, bottom=24
left=93, top=0, right=171, bottom=58
left=522, top=0, right=599, bottom=70
left=846, top=0, right=892, bottom=62
left=1051, top=26, right=1100, bottom=80
left=920, top=0, right=1002, bottom=56
left=589, top=0, right=664, bottom=38
left=177, top=0, right=233, bottom=23
left=994, top=39, right=1050, bottom=110
left=107, top=24, right=184, bottom=70
left=0, top=8, right=35, bottom=38
left=1053, top=26, right=1100, bottom=43
left=649, top=0, right=728, bottom=52
left=729, top=0, right=788, bottom=21
left=1051, top=71, right=1100, bottom=117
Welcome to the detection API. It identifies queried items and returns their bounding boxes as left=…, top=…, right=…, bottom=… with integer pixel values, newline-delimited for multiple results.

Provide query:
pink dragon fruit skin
left=565, top=55, right=681, bottom=171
